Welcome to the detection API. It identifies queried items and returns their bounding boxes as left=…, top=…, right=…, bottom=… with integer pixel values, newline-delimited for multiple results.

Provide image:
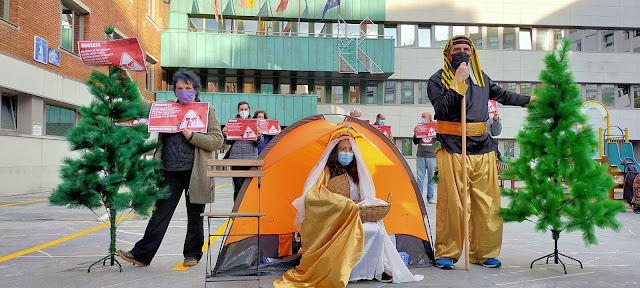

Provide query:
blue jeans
left=416, top=157, right=437, bottom=201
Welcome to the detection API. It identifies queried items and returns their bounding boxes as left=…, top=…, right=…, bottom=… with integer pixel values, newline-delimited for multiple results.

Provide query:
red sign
left=373, top=125, right=392, bottom=138
left=78, top=38, right=147, bottom=73
left=259, top=119, right=280, bottom=135
left=416, top=122, right=437, bottom=144
left=227, top=119, right=259, bottom=140
left=488, top=100, right=497, bottom=114
left=148, top=103, right=209, bottom=133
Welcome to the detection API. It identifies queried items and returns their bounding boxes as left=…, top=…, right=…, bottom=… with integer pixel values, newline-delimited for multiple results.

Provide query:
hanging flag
left=259, top=21, right=266, bottom=35
left=214, top=0, right=220, bottom=21
left=276, top=0, right=289, bottom=15
left=322, top=0, right=340, bottom=19
left=283, top=21, right=292, bottom=33
left=241, top=0, right=255, bottom=9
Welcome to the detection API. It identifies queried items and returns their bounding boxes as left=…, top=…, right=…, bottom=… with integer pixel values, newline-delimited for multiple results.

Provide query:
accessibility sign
left=34, top=36, right=48, bottom=64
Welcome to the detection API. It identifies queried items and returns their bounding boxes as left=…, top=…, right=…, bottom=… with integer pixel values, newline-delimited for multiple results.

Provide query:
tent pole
left=462, top=87, right=469, bottom=271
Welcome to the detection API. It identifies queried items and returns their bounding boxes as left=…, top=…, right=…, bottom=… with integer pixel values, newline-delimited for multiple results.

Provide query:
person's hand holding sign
left=182, top=128, right=193, bottom=141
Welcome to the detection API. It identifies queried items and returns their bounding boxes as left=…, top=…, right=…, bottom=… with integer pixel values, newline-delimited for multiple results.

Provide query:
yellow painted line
left=0, top=198, right=47, bottom=207
left=180, top=184, right=226, bottom=201
left=172, top=219, right=232, bottom=270
left=0, top=214, right=134, bottom=263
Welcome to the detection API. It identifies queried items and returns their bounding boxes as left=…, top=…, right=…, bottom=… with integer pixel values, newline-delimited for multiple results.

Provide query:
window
left=418, top=81, right=430, bottom=105
left=314, top=22, right=326, bottom=37
left=503, top=27, right=516, bottom=49
left=551, top=29, right=565, bottom=50
left=1, top=95, right=17, bottom=130
left=617, top=30, right=630, bottom=53
left=365, top=23, right=378, bottom=38
left=224, top=18, right=238, bottom=33
left=295, top=79, right=309, bottom=95
left=602, top=30, right=614, bottom=52
left=584, top=30, right=598, bottom=52
left=418, top=26, right=431, bottom=48
left=401, top=81, right=414, bottom=104
left=244, top=78, right=255, bottom=93
left=504, top=140, right=515, bottom=158
left=315, top=81, right=325, bottom=103
left=634, top=86, right=640, bottom=108
left=487, top=27, right=499, bottom=49
left=331, top=83, right=343, bottom=104
left=349, top=83, right=360, bottom=104
left=225, top=77, right=238, bottom=93
left=207, top=75, right=219, bottom=92
left=567, top=29, right=582, bottom=51
left=602, top=85, right=614, bottom=107
left=535, top=29, right=550, bottom=51
left=519, top=28, right=532, bottom=50
left=434, top=25, right=450, bottom=48
left=520, top=83, right=532, bottom=95
left=260, top=21, right=275, bottom=35
left=384, top=26, right=397, bottom=46
left=397, top=138, right=413, bottom=157
left=366, top=82, right=377, bottom=104
left=299, top=22, right=309, bottom=37
left=1, top=0, right=9, bottom=21
left=616, top=85, right=632, bottom=108
left=399, top=24, right=415, bottom=47
left=384, top=81, right=396, bottom=104
left=60, top=2, right=83, bottom=54
left=45, top=104, right=75, bottom=136
left=452, top=26, right=465, bottom=37
left=189, top=17, right=203, bottom=31
left=585, top=84, right=597, bottom=101
left=145, top=55, right=157, bottom=92
left=469, top=26, right=482, bottom=49
left=244, top=20, right=258, bottom=35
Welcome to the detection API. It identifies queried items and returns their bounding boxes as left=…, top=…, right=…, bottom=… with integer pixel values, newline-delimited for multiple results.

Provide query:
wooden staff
left=461, top=85, right=469, bottom=271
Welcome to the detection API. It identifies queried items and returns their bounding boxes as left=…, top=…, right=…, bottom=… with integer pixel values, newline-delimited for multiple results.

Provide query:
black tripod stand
left=88, top=252, right=122, bottom=273
left=530, top=229, right=583, bottom=274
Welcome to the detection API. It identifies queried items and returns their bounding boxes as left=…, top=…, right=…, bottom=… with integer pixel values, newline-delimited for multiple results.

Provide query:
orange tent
left=215, top=115, right=434, bottom=273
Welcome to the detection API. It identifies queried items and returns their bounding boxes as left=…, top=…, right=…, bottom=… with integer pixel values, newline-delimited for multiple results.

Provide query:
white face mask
left=239, top=110, right=250, bottom=119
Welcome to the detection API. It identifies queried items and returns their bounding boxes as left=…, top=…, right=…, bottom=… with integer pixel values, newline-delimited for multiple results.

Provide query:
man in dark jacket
left=428, top=35, right=534, bottom=270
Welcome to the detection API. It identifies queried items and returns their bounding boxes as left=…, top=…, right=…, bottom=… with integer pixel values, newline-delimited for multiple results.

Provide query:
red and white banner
left=148, top=103, right=209, bottom=133
left=227, top=119, right=259, bottom=140
left=416, top=122, right=437, bottom=144
left=488, top=100, right=497, bottom=114
left=259, top=119, right=280, bottom=135
left=373, top=125, right=392, bottom=138
left=78, top=38, right=147, bottom=73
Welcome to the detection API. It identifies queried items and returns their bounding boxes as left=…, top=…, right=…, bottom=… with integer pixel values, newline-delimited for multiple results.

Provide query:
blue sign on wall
left=48, top=48, right=60, bottom=67
left=34, top=36, right=48, bottom=64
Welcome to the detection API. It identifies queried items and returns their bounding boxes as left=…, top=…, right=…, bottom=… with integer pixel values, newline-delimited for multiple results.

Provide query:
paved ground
left=1, top=179, right=639, bottom=288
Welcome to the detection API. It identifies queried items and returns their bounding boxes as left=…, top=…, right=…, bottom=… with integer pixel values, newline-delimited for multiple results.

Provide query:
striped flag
left=276, top=0, right=289, bottom=15
left=214, top=0, right=220, bottom=21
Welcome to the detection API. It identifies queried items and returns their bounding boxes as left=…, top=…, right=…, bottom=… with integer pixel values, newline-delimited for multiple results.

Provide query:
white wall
left=0, top=53, right=91, bottom=196
left=385, top=0, right=640, bottom=28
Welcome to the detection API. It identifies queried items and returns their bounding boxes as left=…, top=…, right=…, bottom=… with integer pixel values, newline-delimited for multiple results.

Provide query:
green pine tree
left=500, top=39, right=626, bottom=246
left=49, top=28, right=166, bottom=267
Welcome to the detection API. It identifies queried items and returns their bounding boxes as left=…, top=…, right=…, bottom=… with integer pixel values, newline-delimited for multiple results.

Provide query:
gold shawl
left=274, top=167, right=364, bottom=288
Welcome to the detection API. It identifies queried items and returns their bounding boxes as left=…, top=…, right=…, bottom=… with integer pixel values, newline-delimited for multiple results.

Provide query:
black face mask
left=450, top=52, right=471, bottom=69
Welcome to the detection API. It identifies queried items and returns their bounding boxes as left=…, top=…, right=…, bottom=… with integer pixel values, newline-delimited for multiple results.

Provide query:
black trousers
left=232, top=166, right=251, bottom=201
left=130, top=170, right=205, bottom=265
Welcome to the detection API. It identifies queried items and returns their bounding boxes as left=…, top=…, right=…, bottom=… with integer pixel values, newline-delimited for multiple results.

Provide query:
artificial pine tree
left=499, top=39, right=627, bottom=273
left=49, top=26, right=166, bottom=272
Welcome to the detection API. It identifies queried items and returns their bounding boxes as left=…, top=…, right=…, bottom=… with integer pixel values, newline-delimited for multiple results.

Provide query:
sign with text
left=78, top=38, right=147, bottom=73
left=259, top=119, right=280, bottom=135
left=48, top=48, right=60, bottom=67
left=34, top=36, right=48, bottom=64
left=416, top=122, right=437, bottom=144
left=227, top=119, right=259, bottom=140
left=148, top=103, right=209, bottom=133
left=488, top=100, right=497, bottom=114
left=373, top=125, right=392, bottom=138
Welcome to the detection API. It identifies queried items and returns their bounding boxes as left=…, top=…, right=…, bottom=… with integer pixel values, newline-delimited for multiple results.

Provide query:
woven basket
left=326, top=173, right=351, bottom=199
left=357, top=193, right=392, bottom=222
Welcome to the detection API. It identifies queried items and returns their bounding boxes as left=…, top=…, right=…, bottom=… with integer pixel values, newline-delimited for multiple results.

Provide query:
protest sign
left=259, top=119, right=281, bottom=135
left=227, top=119, right=259, bottom=140
left=78, top=38, right=147, bottom=73
left=148, top=102, right=209, bottom=133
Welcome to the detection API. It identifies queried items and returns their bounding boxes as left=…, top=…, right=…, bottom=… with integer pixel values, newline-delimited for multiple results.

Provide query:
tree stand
left=530, top=229, right=583, bottom=274
left=88, top=208, right=122, bottom=272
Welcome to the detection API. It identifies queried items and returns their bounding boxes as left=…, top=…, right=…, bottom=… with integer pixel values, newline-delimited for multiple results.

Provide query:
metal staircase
left=337, top=17, right=383, bottom=74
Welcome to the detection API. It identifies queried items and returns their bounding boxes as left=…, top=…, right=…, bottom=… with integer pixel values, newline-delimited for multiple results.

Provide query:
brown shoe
left=183, top=257, right=198, bottom=267
left=117, top=250, right=147, bottom=267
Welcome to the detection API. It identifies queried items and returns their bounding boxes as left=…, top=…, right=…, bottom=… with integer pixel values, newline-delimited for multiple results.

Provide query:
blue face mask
left=338, top=152, right=354, bottom=166
left=421, top=118, right=428, bottom=123
left=379, top=120, right=386, bottom=126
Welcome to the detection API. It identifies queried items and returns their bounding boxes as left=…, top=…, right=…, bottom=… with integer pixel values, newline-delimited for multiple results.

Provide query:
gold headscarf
left=441, top=35, right=485, bottom=89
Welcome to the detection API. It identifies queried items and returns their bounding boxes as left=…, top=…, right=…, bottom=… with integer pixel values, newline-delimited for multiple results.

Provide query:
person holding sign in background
left=413, top=112, right=437, bottom=205
left=222, top=101, right=264, bottom=200
left=427, top=35, right=533, bottom=270
left=373, top=113, right=392, bottom=140
left=118, top=69, right=224, bottom=268
left=488, top=103, right=502, bottom=137
left=253, top=109, right=281, bottom=155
